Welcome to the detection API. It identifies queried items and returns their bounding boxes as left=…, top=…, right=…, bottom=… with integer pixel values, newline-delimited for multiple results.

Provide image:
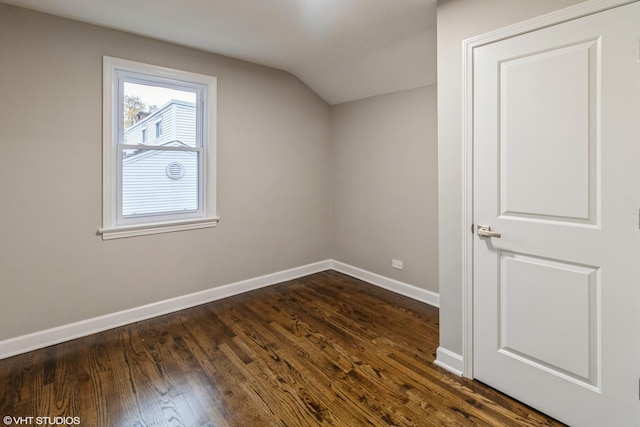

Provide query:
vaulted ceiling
left=1, top=0, right=437, bottom=105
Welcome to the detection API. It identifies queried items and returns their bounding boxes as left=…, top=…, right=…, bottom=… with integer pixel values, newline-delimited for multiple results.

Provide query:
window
left=100, top=56, right=218, bottom=240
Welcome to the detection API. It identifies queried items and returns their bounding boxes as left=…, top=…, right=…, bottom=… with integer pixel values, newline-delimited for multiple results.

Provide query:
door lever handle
left=477, top=225, right=502, bottom=238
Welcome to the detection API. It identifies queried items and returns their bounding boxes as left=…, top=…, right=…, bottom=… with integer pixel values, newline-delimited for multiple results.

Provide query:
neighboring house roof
left=125, top=99, right=195, bottom=132
left=123, top=140, right=193, bottom=163
left=123, top=99, right=197, bottom=149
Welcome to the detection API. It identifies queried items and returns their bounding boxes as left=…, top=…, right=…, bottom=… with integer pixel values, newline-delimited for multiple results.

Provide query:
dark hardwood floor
left=0, top=271, right=565, bottom=426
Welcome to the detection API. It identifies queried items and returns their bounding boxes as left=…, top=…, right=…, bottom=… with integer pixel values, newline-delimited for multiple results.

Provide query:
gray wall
left=0, top=3, right=439, bottom=344
left=436, top=0, right=588, bottom=355
left=0, top=4, right=333, bottom=340
left=333, top=86, right=438, bottom=293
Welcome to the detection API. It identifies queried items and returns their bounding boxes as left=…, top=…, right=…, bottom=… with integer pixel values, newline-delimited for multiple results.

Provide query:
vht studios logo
left=3, top=416, right=81, bottom=426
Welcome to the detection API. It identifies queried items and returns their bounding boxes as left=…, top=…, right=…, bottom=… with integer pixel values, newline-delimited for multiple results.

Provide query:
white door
left=473, top=3, right=640, bottom=426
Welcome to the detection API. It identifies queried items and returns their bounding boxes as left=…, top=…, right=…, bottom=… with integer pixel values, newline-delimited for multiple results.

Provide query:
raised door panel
left=499, top=40, right=599, bottom=225
left=499, top=252, right=599, bottom=388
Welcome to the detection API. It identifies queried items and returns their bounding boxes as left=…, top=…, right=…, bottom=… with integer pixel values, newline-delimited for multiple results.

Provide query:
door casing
left=460, top=0, right=638, bottom=378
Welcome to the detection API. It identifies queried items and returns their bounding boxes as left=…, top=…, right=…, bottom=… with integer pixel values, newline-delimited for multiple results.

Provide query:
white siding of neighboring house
left=174, top=103, right=197, bottom=147
left=124, top=100, right=195, bottom=147
left=120, top=100, right=198, bottom=217
left=124, top=125, right=145, bottom=145
left=122, top=149, right=198, bottom=217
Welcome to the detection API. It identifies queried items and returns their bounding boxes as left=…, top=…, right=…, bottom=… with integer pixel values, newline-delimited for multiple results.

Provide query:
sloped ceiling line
left=1, top=0, right=437, bottom=104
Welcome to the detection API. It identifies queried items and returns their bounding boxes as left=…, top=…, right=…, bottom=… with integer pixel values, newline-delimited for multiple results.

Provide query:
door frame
left=460, top=0, right=636, bottom=378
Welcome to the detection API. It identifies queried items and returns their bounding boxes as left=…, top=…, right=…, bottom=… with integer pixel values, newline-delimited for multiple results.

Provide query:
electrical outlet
left=392, top=259, right=403, bottom=270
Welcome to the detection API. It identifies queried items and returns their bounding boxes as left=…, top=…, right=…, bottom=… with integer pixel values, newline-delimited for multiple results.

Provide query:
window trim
left=100, top=56, right=218, bottom=240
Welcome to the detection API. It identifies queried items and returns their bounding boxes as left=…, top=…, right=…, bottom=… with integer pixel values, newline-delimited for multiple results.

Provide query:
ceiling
left=1, top=0, right=437, bottom=105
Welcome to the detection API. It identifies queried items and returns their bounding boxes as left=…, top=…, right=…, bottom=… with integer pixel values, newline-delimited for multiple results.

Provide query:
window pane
left=122, top=82, right=197, bottom=147
left=122, top=148, right=199, bottom=217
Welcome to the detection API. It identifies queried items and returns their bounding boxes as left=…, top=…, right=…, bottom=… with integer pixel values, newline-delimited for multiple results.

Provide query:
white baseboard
left=0, top=259, right=442, bottom=360
left=0, top=260, right=332, bottom=360
left=330, top=260, right=440, bottom=308
left=434, top=346, right=464, bottom=376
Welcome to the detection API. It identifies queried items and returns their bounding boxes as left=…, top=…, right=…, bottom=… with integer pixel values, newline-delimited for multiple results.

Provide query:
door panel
left=499, top=40, right=599, bottom=224
left=473, top=3, right=640, bottom=426
left=499, top=252, right=599, bottom=386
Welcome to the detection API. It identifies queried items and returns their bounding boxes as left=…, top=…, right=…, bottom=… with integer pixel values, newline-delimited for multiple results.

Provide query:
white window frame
left=100, top=56, right=218, bottom=240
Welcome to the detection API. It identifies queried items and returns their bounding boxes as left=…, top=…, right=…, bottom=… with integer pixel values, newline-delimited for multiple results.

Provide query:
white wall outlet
left=392, top=259, right=403, bottom=270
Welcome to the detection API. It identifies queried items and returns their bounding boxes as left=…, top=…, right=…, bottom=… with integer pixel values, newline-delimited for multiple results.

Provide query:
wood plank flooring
left=0, top=271, right=565, bottom=426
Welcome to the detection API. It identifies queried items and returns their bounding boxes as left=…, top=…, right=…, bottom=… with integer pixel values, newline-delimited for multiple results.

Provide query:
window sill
left=98, top=217, right=220, bottom=240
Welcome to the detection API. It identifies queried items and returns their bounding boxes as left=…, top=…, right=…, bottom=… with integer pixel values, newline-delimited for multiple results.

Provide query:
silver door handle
left=477, top=225, right=502, bottom=238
